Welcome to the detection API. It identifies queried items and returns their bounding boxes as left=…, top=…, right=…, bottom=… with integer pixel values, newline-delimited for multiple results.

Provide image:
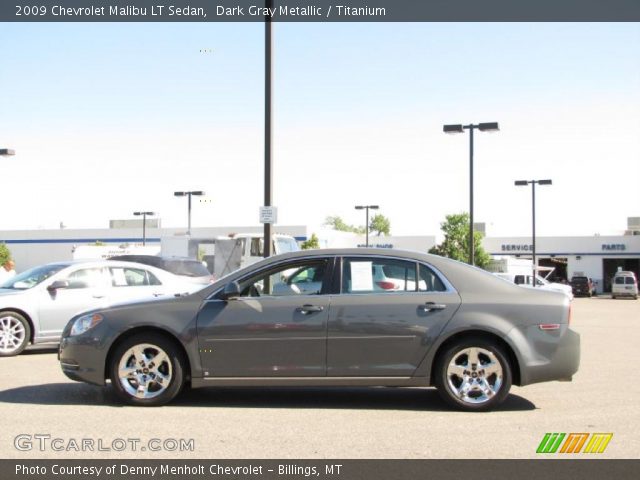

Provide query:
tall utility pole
left=355, top=205, right=379, bottom=248
left=133, top=211, right=155, bottom=246
left=443, top=122, right=499, bottom=265
left=263, top=0, right=273, bottom=258
left=174, top=191, right=204, bottom=235
left=515, top=179, right=553, bottom=285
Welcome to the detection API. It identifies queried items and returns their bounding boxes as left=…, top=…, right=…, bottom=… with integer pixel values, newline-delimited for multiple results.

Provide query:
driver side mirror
left=220, top=281, right=241, bottom=301
left=47, top=280, right=70, bottom=292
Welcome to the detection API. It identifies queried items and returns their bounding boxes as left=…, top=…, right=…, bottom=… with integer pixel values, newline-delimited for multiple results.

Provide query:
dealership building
left=1, top=219, right=638, bottom=294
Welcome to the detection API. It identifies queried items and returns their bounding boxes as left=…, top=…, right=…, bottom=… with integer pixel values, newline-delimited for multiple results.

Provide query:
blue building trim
left=0, top=238, right=161, bottom=245
left=1, top=236, right=308, bottom=244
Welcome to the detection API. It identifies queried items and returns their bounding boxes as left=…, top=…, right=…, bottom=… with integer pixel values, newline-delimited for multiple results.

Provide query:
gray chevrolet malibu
left=59, top=249, right=580, bottom=411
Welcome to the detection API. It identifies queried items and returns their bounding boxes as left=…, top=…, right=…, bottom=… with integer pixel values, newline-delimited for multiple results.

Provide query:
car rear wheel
left=109, top=333, right=185, bottom=406
left=0, top=312, right=30, bottom=357
left=435, top=340, right=512, bottom=412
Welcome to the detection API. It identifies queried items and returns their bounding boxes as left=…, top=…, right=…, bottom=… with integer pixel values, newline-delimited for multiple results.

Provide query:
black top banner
left=2, top=0, right=640, bottom=22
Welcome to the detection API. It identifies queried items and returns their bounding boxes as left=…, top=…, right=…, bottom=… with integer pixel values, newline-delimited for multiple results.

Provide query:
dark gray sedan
left=59, top=249, right=580, bottom=411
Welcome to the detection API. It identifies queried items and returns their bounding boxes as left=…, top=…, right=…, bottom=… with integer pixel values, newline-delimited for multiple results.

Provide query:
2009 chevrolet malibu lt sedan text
left=59, top=249, right=580, bottom=411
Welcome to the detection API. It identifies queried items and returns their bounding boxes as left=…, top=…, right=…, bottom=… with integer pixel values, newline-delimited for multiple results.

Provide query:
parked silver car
left=0, top=260, right=204, bottom=356
left=59, top=249, right=580, bottom=411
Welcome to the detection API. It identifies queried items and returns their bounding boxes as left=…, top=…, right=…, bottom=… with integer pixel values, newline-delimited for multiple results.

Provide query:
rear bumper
left=612, top=291, right=638, bottom=298
left=509, top=326, right=580, bottom=386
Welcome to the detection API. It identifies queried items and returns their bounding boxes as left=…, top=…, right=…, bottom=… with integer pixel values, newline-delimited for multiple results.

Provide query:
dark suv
left=109, top=255, right=213, bottom=285
left=570, top=276, right=594, bottom=297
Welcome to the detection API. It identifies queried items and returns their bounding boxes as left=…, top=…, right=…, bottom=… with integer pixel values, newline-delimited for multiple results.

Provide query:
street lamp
left=515, top=179, right=553, bottom=286
left=0, top=148, right=15, bottom=157
left=174, top=191, right=204, bottom=235
left=355, top=205, right=379, bottom=248
left=443, top=122, right=499, bottom=265
left=133, top=211, right=155, bottom=246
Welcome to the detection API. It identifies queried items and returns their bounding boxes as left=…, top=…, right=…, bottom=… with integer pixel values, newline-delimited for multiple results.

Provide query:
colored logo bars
left=536, top=433, right=613, bottom=454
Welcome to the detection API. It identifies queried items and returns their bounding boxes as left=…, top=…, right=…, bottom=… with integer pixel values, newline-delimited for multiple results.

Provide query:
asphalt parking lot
left=0, top=297, right=638, bottom=459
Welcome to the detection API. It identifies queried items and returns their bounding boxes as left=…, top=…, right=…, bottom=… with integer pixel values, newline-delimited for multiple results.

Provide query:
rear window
left=571, top=277, right=588, bottom=284
left=625, top=277, right=636, bottom=285
left=614, top=277, right=626, bottom=284
left=164, top=260, right=210, bottom=277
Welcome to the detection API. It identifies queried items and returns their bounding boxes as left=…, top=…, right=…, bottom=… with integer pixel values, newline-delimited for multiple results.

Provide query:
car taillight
left=376, top=281, right=396, bottom=290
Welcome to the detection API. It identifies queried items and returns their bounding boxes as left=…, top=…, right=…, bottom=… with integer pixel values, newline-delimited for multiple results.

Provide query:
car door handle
left=421, top=302, right=446, bottom=312
left=92, top=295, right=106, bottom=299
left=297, top=304, right=324, bottom=314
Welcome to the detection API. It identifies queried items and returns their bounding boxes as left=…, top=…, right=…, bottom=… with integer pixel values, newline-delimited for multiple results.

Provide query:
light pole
left=133, top=211, right=155, bottom=246
left=0, top=148, right=15, bottom=157
left=263, top=0, right=274, bottom=258
left=515, top=179, right=552, bottom=286
left=174, top=191, right=204, bottom=235
left=355, top=205, right=379, bottom=248
left=443, top=122, right=499, bottom=265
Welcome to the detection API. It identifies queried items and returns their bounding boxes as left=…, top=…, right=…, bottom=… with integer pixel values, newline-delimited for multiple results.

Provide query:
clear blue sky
left=1, top=22, right=639, bottom=236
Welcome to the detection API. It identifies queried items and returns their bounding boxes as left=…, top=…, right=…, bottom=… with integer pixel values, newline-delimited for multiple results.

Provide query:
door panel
left=197, top=257, right=334, bottom=377
left=37, top=267, right=110, bottom=338
left=327, top=292, right=459, bottom=376
left=327, top=257, right=461, bottom=376
left=196, top=296, right=329, bottom=377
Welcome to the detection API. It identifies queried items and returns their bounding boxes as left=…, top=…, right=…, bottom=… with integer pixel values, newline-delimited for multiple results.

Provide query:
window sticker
left=111, top=268, right=128, bottom=286
left=350, top=261, right=373, bottom=291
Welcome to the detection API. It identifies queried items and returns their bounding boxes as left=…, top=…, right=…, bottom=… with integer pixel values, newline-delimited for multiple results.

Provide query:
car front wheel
left=435, top=340, right=512, bottom=412
left=109, top=333, right=185, bottom=406
left=0, top=311, right=30, bottom=357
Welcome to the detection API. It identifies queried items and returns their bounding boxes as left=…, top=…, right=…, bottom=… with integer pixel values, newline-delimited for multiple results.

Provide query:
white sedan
left=0, top=260, right=204, bottom=356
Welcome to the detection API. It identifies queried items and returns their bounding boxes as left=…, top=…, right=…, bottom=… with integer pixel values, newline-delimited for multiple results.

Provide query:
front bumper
left=59, top=334, right=108, bottom=386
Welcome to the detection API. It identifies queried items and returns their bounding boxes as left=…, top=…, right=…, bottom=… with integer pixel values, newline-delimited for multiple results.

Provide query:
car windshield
left=0, top=264, right=67, bottom=290
left=275, top=237, right=299, bottom=254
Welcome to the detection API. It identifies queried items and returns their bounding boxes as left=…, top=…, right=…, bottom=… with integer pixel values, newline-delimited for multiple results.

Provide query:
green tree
left=324, top=216, right=365, bottom=234
left=369, top=214, right=391, bottom=236
left=429, top=213, right=491, bottom=268
left=301, top=233, right=320, bottom=250
left=0, top=243, right=11, bottom=266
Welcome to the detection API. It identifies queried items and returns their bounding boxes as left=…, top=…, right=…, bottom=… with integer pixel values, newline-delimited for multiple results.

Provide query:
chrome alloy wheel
left=117, top=343, right=173, bottom=399
left=0, top=315, right=26, bottom=354
left=446, top=347, right=503, bottom=404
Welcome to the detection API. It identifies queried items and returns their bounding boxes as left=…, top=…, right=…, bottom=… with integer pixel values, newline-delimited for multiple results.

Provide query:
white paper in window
left=112, top=268, right=127, bottom=286
left=350, top=261, right=373, bottom=291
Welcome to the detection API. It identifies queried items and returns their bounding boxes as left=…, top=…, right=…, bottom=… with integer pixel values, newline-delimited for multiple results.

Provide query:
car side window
left=238, top=260, right=328, bottom=297
left=109, top=267, right=162, bottom=287
left=342, top=257, right=418, bottom=294
left=418, top=263, right=447, bottom=292
left=64, top=268, right=108, bottom=289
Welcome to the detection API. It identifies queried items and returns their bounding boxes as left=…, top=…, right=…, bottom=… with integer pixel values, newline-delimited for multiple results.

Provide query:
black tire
left=434, top=339, right=512, bottom=412
left=0, top=311, right=31, bottom=357
left=109, top=332, right=186, bottom=406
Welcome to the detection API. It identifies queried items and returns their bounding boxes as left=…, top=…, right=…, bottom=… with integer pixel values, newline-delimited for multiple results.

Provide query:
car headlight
left=70, top=313, right=104, bottom=336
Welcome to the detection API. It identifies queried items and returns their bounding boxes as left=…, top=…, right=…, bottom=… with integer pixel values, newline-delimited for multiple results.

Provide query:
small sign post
left=259, top=206, right=277, bottom=224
